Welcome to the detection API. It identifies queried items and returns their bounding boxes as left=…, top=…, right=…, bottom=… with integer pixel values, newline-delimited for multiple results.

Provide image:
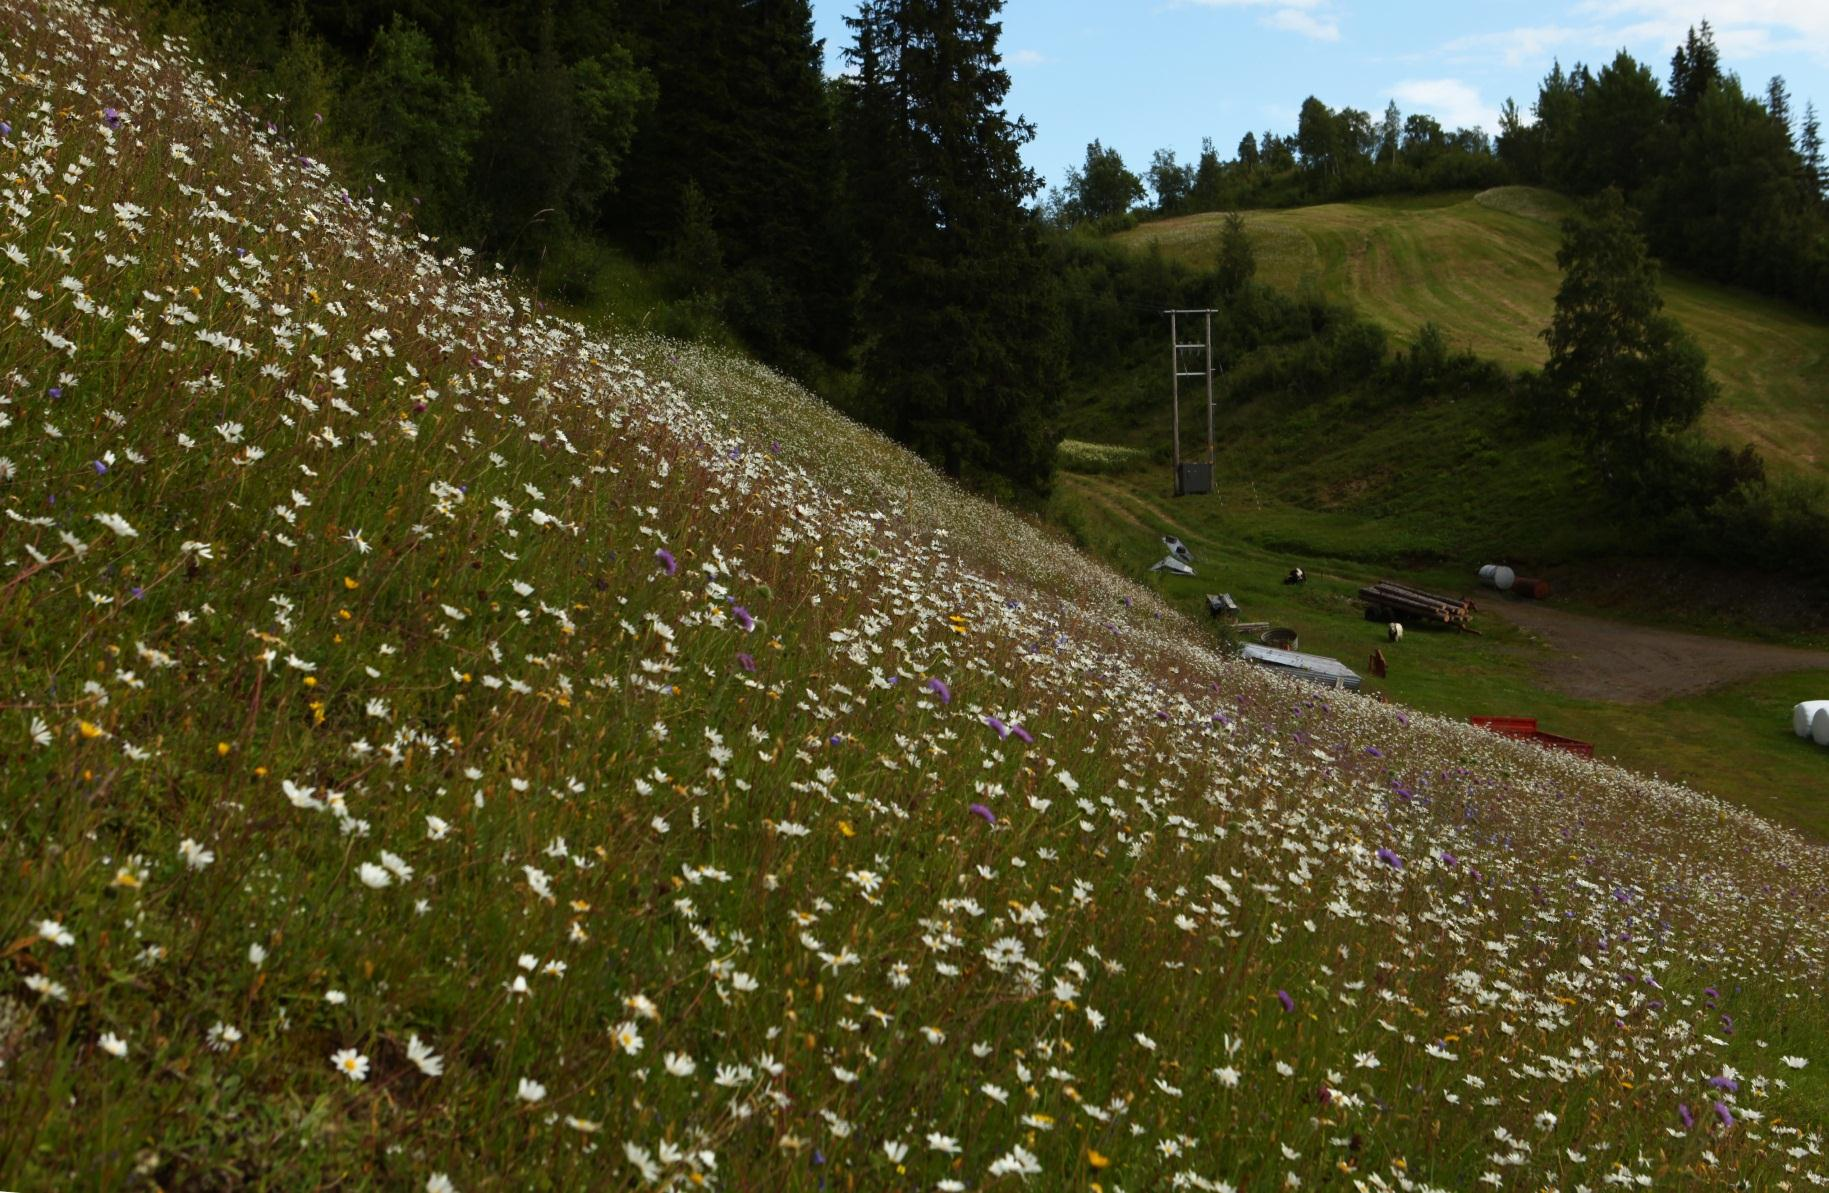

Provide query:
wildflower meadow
left=1, top=2, right=1826, bottom=1188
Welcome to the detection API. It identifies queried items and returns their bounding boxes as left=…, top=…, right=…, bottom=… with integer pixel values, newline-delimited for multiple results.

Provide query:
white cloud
left=1265, top=8, right=1341, bottom=42
left=1008, top=48, right=1051, bottom=67
left=1390, top=78, right=1495, bottom=131
left=1445, top=2, right=1829, bottom=74
left=1442, top=25, right=1586, bottom=68
left=1178, top=0, right=1342, bottom=43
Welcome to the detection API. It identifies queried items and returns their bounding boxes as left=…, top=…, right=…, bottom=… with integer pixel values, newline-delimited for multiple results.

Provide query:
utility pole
left=1167, top=308, right=1217, bottom=496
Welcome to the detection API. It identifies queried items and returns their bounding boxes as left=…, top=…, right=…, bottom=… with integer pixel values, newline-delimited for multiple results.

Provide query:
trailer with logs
left=1358, top=581, right=1476, bottom=630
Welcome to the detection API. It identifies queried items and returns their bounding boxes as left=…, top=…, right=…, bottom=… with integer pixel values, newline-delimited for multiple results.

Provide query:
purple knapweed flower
left=1708, top=1074, right=1738, bottom=1093
left=1376, top=847, right=1404, bottom=871
left=1276, top=989, right=1295, bottom=1013
left=735, top=652, right=756, bottom=673
left=654, top=547, right=677, bottom=576
left=985, top=715, right=1010, bottom=739
left=91, top=460, right=107, bottom=475
left=102, top=107, right=122, bottom=129
left=968, top=803, right=996, bottom=825
left=926, top=677, right=951, bottom=704
left=1440, top=851, right=1458, bottom=867
left=1678, top=1102, right=1695, bottom=1130
left=1010, top=724, right=1033, bottom=744
left=0, top=122, right=10, bottom=137
left=1714, top=1101, right=1734, bottom=1128
left=732, top=606, right=754, bottom=632
left=829, top=735, right=843, bottom=747
left=47, top=387, right=61, bottom=399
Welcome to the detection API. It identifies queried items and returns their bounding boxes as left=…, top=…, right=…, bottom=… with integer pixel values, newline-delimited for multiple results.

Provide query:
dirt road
left=1486, top=599, right=1829, bottom=703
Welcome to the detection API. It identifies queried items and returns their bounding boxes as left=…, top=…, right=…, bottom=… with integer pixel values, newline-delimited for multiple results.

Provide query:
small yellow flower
left=1088, top=1147, right=1111, bottom=1169
left=216, top=742, right=231, bottom=756
left=78, top=721, right=103, bottom=739
left=302, top=676, right=317, bottom=687
left=838, top=821, right=856, bottom=838
left=343, top=576, right=359, bottom=589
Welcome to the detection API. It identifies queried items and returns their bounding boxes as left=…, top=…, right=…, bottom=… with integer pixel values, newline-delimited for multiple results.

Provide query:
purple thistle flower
left=1440, top=851, right=1458, bottom=866
left=102, top=107, right=122, bottom=129
left=968, top=803, right=996, bottom=825
left=1678, top=1102, right=1695, bottom=1130
left=654, top=547, right=677, bottom=576
left=984, top=715, right=1009, bottom=738
left=1707, top=1074, right=1738, bottom=1093
left=1010, top=724, right=1033, bottom=744
left=1376, top=847, right=1404, bottom=870
left=1703, top=986, right=1719, bottom=999
left=1276, top=989, right=1295, bottom=1013
left=732, top=605, right=754, bottom=632
left=926, top=677, right=951, bottom=704
left=1714, top=1101, right=1734, bottom=1129
left=735, top=651, right=756, bottom=673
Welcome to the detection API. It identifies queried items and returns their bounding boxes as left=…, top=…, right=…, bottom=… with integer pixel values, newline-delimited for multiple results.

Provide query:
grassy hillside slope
left=3, top=5, right=1827, bottom=1190
left=1117, top=189, right=1829, bottom=479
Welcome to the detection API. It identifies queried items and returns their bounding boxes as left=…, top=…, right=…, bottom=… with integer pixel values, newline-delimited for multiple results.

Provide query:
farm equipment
left=1470, top=716, right=1594, bottom=758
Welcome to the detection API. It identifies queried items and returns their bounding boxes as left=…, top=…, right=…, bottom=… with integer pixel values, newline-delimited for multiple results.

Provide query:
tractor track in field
left=1485, top=599, right=1829, bottom=703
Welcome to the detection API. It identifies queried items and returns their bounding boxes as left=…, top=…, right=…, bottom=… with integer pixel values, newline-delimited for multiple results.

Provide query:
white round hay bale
left=1815, top=707, right=1829, bottom=747
left=1492, top=565, right=1516, bottom=592
left=1795, top=700, right=1829, bottom=738
left=1478, top=564, right=1499, bottom=584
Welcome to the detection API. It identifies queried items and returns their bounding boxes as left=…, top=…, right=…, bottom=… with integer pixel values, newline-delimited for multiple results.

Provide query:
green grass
left=4, top=6, right=1829, bottom=1191
left=1051, top=465, right=1829, bottom=840
left=1116, top=188, right=1829, bottom=481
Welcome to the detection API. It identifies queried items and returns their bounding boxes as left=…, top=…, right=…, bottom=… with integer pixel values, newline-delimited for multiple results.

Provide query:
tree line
left=1047, top=99, right=1506, bottom=227
left=1052, top=22, right=1828, bottom=314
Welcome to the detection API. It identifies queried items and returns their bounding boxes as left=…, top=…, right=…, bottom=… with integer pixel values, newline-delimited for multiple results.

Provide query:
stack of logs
left=1359, top=581, right=1474, bottom=628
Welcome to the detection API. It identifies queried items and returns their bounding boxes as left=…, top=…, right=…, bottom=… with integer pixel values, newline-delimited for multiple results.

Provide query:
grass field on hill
left=5, top=5, right=1829, bottom=1190
left=1116, top=188, right=1829, bottom=479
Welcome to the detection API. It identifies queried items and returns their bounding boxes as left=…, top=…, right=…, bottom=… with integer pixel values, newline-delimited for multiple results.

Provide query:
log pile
left=1358, top=580, right=1474, bottom=628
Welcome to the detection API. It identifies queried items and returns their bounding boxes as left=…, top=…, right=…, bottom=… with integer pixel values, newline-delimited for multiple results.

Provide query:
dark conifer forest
left=158, top=4, right=1825, bottom=508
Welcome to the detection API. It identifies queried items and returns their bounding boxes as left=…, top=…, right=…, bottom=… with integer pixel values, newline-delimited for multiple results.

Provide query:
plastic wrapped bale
left=1795, top=701, right=1829, bottom=738
left=1815, top=707, right=1829, bottom=747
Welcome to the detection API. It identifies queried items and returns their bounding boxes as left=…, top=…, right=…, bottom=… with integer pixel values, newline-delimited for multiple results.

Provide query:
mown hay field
left=1118, top=189, right=1829, bottom=480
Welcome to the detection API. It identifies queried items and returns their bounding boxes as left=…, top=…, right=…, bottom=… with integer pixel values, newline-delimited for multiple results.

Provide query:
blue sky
left=810, top=1, right=1829, bottom=194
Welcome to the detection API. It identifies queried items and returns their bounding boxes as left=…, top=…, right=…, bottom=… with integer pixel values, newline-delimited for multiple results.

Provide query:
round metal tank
left=1795, top=701, right=1829, bottom=738
left=1815, top=707, right=1829, bottom=747
left=1261, top=628, right=1299, bottom=651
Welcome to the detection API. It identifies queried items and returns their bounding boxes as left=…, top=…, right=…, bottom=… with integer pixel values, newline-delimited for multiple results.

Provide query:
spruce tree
left=842, top=0, right=1065, bottom=489
left=1541, top=189, right=1716, bottom=483
left=1803, top=102, right=1825, bottom=207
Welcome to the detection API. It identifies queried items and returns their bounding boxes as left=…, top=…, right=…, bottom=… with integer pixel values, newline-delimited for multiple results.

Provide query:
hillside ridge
left=2, top=3, right=1826, bottom=1188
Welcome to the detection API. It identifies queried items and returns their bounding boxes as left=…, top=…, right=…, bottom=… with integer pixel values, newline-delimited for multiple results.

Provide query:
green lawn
left=1052, top=466, right=1829, bottom=841
left=1116, top=188, right=1829, bottom=480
